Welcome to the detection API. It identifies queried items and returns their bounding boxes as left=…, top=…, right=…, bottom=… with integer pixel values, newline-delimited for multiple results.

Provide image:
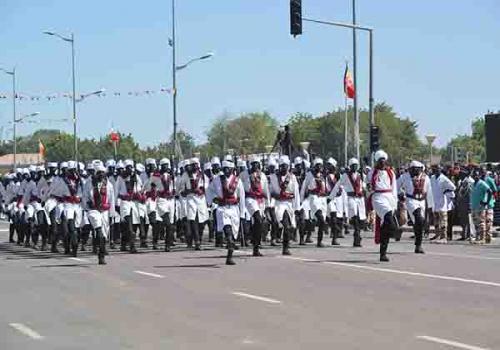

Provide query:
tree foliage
left=443, top=117, right=485, bottom=163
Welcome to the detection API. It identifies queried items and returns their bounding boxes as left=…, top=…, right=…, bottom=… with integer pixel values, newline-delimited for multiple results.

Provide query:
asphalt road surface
left=1, top=221, right=499, bottom=350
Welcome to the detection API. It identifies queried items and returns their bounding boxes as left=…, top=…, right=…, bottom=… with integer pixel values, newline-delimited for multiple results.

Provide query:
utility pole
left=352, top=0, right=359, bottom=160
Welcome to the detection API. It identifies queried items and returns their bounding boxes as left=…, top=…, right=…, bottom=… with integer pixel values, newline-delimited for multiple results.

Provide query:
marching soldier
left=83, top=164, right=115, bottom=265
left=367, top=150, right=398, bottom=262
left=207, top=160, right=245, bottom=265
left=333, top=158, right=366, bottom=247
left=325, top=158, right=343, bottom=246
left=269, top=156, right=300, bottom=255
left=398, top=160, right=432, bottom=253
left=115, top=159, right=144, bottom=253
left=301, top=158, right=329, bottom=247
left=241, top=155, right=270, bottom=257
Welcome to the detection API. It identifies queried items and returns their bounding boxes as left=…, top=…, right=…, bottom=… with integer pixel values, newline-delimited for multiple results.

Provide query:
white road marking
left=322, top=261, right=500, bottom=287
left=0, top=228, right=10, bottom=232
left=427, top=252, right=500, bottom=261
left=68, top=257, right=90, bottom=263
left=9, top=323, right=44, bottom=340
left=283, top=256, right=500, bottom=288
left=232, top=291, right=281, bottom=304
left=134, top=270, right=165, bottom=279
left=416, top=335, right=490, bottom=350
left=282, top=256, right=318, bottom=262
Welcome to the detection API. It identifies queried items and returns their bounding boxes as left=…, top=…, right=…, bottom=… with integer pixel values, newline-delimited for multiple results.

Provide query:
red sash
left=347, top=172, right=363, bottom=197
left=92, top=180, right=110, bottom=211
left=221, top=175, right=239, bottom=205
left=160, top=173, right=174, bottom=198
left=370, top=167, right=394, bottom=244
left=247, top=172, right=265, bottom=203
left=279, top=174, right=294, bottom=200
left=310, top=174, right=326, bottom=196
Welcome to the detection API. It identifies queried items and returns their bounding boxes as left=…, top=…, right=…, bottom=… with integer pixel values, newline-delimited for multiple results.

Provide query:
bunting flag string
left=0, top=87, right=173, bottom=102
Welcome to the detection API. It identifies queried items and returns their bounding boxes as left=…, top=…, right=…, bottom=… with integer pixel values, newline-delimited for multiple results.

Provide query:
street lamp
left=43, top=30, right=78, bottom=161
left=425, top=134, right=436, bottom=165
left=0, top=67, right=17, bottom=167
left=76, top=88, right=105, bottom=103
left=170, top=0, right=214, bottom=160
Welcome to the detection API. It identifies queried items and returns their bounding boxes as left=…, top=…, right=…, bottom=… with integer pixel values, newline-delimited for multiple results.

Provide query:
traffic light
left=290, top=0, right=302, bottom=37
left=370, top=126, right=379, bottom=153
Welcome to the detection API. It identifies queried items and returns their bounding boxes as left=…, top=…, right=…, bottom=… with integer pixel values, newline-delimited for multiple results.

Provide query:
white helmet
left=159, top=158, right=171, bottom=167
left=95, top=164, right=106, bottom=173
left=249, top=155, right=260, bottom=164
left=124, top=159, right=134, bottom=168
left=327, top=158, right=338, bottom=167
left=374, top=150, right=388, bottom=162
left=135, top=163, right=145, bottom=172
left=410, top=160, right=424, bottom=168
left=222, top=160, right=234, bottom=168
left=106, top=159, right=116, bottom=168
left=145, top=158, right=156, bottom=166
left=67, top=161, right=77, bottom=169
left=313, top=158, right=323, bottom=166
left=279, top=155, right=290, bottom=166
left=210, top=157, right=221, bottom=166
left=60, top=162, right=68, bottom=169
left=348, top=158, right=359, bottom=166
left=203, top=162, right=212, bottom=171
left=237, top=159, right=247, bottom=168
left=116, top=160, right=125, bottom=169
left=47, top=162, right=58, bottom=168
left=294, top=156, right=303, bottom=166
left=28, top=165, right=37, bottom=173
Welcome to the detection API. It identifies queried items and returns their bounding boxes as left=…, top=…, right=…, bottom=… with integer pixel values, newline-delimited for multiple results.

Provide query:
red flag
left=344, top=64, right=355, bottom=99
left=38, top=140, right=46, bottom=157
left=109, top=130, right=120, bottom=143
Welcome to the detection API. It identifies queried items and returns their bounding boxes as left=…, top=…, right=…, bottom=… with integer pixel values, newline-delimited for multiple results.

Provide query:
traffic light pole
left=302, top=18, right=374, bottom=160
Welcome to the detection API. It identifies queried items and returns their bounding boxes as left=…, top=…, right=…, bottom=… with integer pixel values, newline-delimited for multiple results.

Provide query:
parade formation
left=2, top=148, right=497, bottom=267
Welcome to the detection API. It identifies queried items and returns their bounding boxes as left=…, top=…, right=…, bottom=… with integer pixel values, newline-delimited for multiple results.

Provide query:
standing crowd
left=1, top=149, right=497, bottom=266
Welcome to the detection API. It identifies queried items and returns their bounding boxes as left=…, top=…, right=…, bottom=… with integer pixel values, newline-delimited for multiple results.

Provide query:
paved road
left=1, top=221, right=499, bottom=350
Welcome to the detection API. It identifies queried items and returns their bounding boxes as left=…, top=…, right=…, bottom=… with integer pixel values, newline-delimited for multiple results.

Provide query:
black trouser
left=95, top=227, right=106, bottom=260
left=139, top=216, right=147, bottom=244
left=185, top=215, right=200, bottom=247
left=380, top=212, right=397, bottom=256
left=268, top=208, right=279, bottom=241
left=62, top=216, right=78, bottom=254
left=329, top=213, right=340, bottom=240
left=149, top=212, right=160, bottom=246
left=223, top=225, right=234, bottom=258
left=252, top=212, right=264, bottom=250
left=111, top=221, right=121, bottom=244
left=121, top=215, right=137, bottom=250
left=446, top=209, right=454, bottom=240
left=315, top=211, right=327, bottom=245
left=413, top=208, right=424, bottom=247
left=36, top=211, right=49, bottom=248
left=281, top=211, right=292, bottom=252
left=351, top=215, right=362, bottom=245
left=81, top=224, right=91, bottom=247
left=297, top=209, right=306, bottom=242
left=161, top=213, right=174, bottom=249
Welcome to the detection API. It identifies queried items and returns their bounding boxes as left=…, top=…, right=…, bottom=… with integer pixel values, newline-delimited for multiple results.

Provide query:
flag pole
left=344, top=93, right=348, bottom=167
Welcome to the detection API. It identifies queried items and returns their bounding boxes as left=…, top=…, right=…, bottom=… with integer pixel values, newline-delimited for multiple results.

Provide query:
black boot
left=331, top=237, right=340, bottom=246
left=98, top=254, right=106, bottom=265
left=226, top=248, right=235, bottom=265
left=253, top=245, right=263, bottom=257
left=380, top=243, right=389, bottom=262
left=353, top=231, right=362, bottom=247
left=316, top=230, right=324, bottom=248
left=71, top=243, right=78, bottom=257
left=415, top=245, right=425, bottom=254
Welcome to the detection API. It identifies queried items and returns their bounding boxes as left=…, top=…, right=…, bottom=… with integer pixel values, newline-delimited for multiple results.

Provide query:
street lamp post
left=0, top=67, right=16, bottom=167
left=170, top=0, right=213, bottom=160
left=425, top=134, right=436, bottom=165
left=44, top=31, right=78, bottom=162
left=302, top=18, right=374, bottom=162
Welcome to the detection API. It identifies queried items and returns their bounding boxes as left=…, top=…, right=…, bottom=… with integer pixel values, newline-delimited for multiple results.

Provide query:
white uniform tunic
left=82, top=178, right=115, bottom=239
left=241, top=170, right=270, bottom=218
left=175, top=174, right=187, bottom=220
left=208, top=174, right=245, bottom=238
left=332, top=172, right=366, bottom=220
left=108, top=175, right=121, bottom=224
left=50, top=175, right=83, bottom=226
left=6, top=181, right=21, bottom=221
left=22, top=179, right=41, bottom=220
left=143, top=172, right=176, bottom=224
left=300, top=172, right=328, bottom=220
left=38, top=176, right=56, bottom=224
left=269, top=172, right=300, bottom=228
left=430, top=173, right=456, bottom=213
left=115, top=174, right=144, bottom=225
left=367, top=168, right=398, bottom=220
left=398, top=172, right=433, bottom=222
left=178, top=171, right=209, bottom=223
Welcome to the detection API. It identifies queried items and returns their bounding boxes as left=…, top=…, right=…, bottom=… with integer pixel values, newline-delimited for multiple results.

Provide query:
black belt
left=406, top=194, right=425, bottom=201
left=347, top=192, right=363, bottom=198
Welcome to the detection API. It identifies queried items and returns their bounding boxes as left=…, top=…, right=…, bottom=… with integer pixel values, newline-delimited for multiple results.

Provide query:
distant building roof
left=0, top=153, right=44, bottom=166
